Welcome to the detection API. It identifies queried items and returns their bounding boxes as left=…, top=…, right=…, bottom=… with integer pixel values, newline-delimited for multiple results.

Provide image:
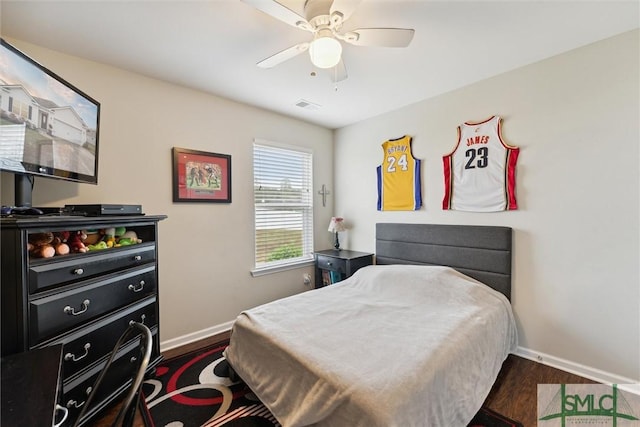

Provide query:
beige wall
left=334, top=30, right=639, bottom=381
left=2, top=31, right=638, bottom=383
left=0, top=39, right=335, bottom=347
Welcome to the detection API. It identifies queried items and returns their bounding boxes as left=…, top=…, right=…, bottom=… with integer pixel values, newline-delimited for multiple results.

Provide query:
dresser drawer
left=316, top=255, right=347, bottom=274
left=45, top=298, right=158, bottom=380
left=28, top=243, right=156, bottom=293
left=62, top=331, right=158, bottom=426
left=29, top=266, right=156, bottom=346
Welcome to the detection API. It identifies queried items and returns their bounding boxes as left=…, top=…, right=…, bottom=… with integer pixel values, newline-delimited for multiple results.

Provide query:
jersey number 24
left=387, top=154, right=408, bottom=172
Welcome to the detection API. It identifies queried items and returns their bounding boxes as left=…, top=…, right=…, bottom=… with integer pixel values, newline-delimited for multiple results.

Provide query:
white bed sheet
left=224, top=265, right=517, bottom=427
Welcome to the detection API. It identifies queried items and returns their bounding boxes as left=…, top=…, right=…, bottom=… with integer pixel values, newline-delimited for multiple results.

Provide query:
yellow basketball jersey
left=376, top=136, right=422, bottom=211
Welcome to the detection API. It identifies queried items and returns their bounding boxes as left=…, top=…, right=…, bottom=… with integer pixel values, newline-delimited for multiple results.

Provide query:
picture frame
left=172, top=147, right=231, bottom=203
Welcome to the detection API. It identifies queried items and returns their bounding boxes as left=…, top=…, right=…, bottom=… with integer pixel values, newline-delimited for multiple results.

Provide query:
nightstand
left=314, top=249, right=374, bottom=288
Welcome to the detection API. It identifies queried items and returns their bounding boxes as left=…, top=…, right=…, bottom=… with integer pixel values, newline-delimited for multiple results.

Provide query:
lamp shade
left=309, top=30, right=342, bottom=69
left=328, top=217, right=346, bottom=233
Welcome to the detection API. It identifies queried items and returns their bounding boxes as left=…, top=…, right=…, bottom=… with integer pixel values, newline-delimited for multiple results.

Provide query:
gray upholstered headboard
left=376, top=223, right=513, bottom=300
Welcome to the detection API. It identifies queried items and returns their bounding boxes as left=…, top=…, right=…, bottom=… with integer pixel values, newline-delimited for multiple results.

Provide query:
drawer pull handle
left=65, top=384, right=92, bottom=409
left=64, top=299, right=90, bottom=316
left=133, top=255, right=142, bottom=261
left=73, top=268, right=84, bottom=275
left=65, top=343, right=91, bottom=362
left=129, top=314, right=146, bottom=326
left=326, top=262, right=332, bottom=266
left=128, top=280, right=145, bottom=292
left=67, top=399, right=85, bottom=409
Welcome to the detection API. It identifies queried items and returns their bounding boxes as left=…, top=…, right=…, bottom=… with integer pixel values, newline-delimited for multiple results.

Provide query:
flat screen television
left=0, top=38, right=100, bottom=208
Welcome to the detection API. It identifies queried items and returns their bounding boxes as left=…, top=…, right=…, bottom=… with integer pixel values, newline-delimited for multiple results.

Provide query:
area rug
left=142, top=341, right=522, bottom=427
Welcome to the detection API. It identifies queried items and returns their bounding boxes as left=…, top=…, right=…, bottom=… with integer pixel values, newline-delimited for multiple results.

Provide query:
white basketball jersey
left=442, top=116, right=519, bottom=212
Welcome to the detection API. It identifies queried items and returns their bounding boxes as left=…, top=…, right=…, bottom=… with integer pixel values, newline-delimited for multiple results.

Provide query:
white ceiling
left=1, top=0, right=638, bottom=129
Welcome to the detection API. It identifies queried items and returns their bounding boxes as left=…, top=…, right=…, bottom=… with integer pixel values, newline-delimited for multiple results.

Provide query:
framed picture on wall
left=172, top=147, right=232, bottom=203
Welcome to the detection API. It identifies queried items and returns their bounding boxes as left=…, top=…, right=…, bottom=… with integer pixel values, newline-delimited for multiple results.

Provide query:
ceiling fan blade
left=330, top=0, right=363, bottom=23
left=344, top=28, right=415, bottom=47
left=257, top=42, right=310, bottom=68
left=329, top=57, right=348, bottom=83
left=242, top=0, right=312, bottom=31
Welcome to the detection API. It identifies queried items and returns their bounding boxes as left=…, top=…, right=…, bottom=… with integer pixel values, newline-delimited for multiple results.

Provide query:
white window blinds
left=253, top=141, right=314, bottom=271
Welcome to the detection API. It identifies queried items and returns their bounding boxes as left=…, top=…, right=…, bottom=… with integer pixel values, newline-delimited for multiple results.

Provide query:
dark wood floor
left=94, top=331, right=595, bottom=427
left=483, top=353, right=596, bottom=426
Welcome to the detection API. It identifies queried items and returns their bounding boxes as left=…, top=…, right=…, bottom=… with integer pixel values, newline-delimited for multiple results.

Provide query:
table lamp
left=328, top=217, right=346, bottom=250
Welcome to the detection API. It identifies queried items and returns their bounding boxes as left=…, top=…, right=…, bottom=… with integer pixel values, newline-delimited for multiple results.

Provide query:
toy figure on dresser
left=102, top=227, right=118, bottom=248
left=84, top=227, right=141, bottom=251
left=82, top=229, right=102, bottom=246
left=100, top=226, right=135, bottom=248
left=52, top=231, right=71, bottom=256
left=25, top=227, right=142, bottom=257
left=86, top=240, right=109, bottom=251
left=85, top=228, right=110, bottom=251
left=27, top=232, right=68, bottom=258
left=27, top=231, right=71, bottom=258
left=68, top=231, right=88, bottom=253
left=27, top=232, right=56, bottom=258
left=117, top=229, right=141, bottom=246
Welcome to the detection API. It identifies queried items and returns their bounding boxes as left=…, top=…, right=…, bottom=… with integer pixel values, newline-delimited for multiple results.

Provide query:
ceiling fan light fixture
left=309, top=30, right=342, bottom=69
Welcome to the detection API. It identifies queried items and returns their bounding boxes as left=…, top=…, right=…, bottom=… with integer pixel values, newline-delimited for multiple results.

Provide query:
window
left=253, top=140, right=313, bottom=274
left=9, top=97, right=29, bottom=121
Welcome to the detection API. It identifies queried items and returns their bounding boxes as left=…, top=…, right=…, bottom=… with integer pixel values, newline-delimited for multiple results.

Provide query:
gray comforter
left=224, top=265, right=517, bottom=427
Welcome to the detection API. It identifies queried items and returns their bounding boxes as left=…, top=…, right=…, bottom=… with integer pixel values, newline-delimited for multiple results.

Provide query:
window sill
left=251, top=259, right=314, bottom=277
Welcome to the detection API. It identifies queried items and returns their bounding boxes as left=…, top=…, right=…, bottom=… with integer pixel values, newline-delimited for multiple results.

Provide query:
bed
left=224, top=223, right=518, bottom=426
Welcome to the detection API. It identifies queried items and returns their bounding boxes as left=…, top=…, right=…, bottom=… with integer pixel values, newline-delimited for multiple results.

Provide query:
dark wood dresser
left=0, top=214, right=166, bottom=426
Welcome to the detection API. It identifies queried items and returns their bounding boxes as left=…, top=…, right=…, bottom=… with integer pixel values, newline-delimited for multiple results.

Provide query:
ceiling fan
left=242, top=0, right=415, bottom=82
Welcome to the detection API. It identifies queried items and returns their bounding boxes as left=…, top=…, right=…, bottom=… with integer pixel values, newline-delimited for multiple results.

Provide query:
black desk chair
left=73, top=321, right=153, bottom=427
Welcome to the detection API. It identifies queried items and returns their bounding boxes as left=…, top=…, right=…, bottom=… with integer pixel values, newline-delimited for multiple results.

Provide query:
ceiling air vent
left=295, top=99, right=320, bottom=111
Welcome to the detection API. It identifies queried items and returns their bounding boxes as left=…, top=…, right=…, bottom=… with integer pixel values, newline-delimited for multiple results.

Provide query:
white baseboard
left=160, top=320, right=234, bottom=353
left=515, top=346, right=640, bottom=395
